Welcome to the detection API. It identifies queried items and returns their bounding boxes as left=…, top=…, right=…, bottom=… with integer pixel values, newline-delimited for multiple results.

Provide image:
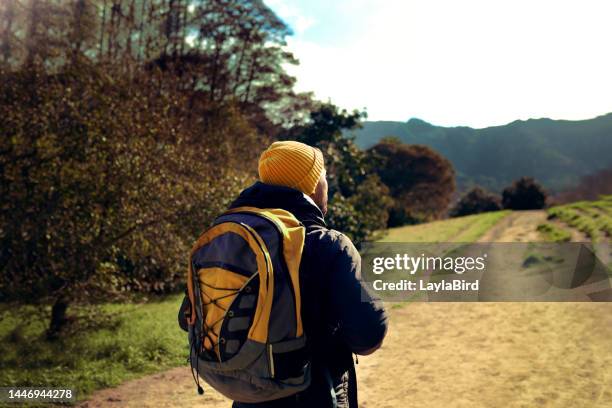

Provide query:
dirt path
left=476, top=209, right=589, bottom=243
left=81, top=304, right=612, bottom=408
left=477, top=210, right=548, bottom=242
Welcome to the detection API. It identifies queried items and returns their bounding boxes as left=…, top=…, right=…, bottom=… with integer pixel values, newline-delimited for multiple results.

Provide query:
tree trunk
left=47, top=296, right=69, bottom=339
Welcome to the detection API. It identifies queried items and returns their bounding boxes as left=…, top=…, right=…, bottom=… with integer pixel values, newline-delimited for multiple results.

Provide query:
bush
left=450, top=187, right=501, bottom=217
left=501, top=177, right=547, bottom=210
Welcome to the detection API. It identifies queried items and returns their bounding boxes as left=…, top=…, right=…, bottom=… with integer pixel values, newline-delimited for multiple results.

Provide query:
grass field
left=380, top=210, right=509, bottom=242
left=381, top=196, right=612, bottom=245
left=541, top=195, right=612, bottom=242
left=0, top=295, right=186, bottom=401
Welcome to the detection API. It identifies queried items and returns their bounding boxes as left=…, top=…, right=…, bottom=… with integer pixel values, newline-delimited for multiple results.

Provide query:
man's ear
left=309, top=172, right=328, bottom=215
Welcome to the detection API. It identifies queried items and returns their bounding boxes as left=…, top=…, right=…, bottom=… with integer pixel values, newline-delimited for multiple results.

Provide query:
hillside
left=349, top=113, right=612, bottom=192
left=382, top=196, right=611, bottom=244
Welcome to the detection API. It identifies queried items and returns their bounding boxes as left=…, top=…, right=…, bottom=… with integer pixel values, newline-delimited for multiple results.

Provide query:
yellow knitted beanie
left=258, top=141, right=325, bottom=195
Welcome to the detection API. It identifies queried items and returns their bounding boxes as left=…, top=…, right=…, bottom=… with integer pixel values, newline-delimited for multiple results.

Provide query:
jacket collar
left=229, top=182, right=326, bottom=228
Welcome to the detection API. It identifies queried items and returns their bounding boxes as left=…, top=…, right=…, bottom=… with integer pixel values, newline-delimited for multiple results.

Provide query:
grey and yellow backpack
left=179, top=206, right=311, bottom=403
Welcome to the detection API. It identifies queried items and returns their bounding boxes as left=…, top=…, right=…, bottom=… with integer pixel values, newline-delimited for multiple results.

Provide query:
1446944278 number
left=0, top=387, right=75, bottom=402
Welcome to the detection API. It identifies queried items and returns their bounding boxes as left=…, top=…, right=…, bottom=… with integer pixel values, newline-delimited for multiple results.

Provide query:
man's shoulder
left=305, top=226, right=358, bottom=259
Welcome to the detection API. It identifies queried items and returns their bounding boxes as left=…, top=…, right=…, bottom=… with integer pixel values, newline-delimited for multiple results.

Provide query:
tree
left=67, top=0, right=99, bottom=64
left=0, top=63, right=255, bottom=337
left=326, top=175, right=392, bottom=243
left=0, top=0, right=314, bottom=336
left=0, top=0, right=20, bottom=67
left=501, top=177, right=547, bottom=210
left=554, top=165, right=612, bottom=204
left=287, top=103, right=392, bottom=243
left=1, top=1, right=313, bottom=135
left=370, top=140, right=455, bottom=226
left=450, top=186, right=501, bottom=217
left=154, top=0, right=312, bottom=134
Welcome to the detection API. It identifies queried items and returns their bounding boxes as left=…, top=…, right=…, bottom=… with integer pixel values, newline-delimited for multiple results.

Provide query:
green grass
left=377, top=211, right=509, bottom=312
left=547, top=197, right=612, bottom=242
left=582, top=207, right=612, bottom=237
left=0, top=295, right=187, bottom=403
left=536, top=223, right=572, bottom=242
left=380, top=211, right=509, bottom=242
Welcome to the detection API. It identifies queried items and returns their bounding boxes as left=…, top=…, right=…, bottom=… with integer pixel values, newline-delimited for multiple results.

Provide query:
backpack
left=179, top=206, right=311, bottom=403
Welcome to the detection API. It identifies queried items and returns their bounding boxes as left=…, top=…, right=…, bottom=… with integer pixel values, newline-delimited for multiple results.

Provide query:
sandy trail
left=478, top=210, right=547, bottom=242
left=81, top=303, right=612, bottom=408
left=357, top=303, right=612, bottom=408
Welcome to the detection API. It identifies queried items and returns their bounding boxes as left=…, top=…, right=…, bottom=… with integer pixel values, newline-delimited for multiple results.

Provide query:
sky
left=264, top=0, right=612, bottom=128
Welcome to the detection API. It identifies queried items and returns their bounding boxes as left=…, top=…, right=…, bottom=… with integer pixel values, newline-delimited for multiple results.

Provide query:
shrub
left=501, top=177, right=547, bottom=210
left=450, top=187, right=501, bottom=217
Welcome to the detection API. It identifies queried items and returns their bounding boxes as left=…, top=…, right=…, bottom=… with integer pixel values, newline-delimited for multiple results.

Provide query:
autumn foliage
left=370, top=140, right=456, bottom=226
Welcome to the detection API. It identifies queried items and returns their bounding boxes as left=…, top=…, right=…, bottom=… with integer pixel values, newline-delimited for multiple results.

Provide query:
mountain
left=348, top=114, right=612, bottom=192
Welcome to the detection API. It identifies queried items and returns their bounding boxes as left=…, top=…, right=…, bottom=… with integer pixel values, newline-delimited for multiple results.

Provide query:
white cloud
left=282, top=0, right=612, bottom=127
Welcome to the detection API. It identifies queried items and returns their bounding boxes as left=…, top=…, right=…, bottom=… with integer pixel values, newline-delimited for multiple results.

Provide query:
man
left=229, top=140, right=388, bottom=408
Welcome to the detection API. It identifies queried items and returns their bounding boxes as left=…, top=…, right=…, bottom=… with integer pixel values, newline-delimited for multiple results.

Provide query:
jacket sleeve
left=326, top=232, right=388, bottom=355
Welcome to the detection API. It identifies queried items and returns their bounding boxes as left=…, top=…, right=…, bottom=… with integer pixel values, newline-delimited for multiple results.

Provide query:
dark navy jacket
left=230, top=182, right=388, bottom=408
